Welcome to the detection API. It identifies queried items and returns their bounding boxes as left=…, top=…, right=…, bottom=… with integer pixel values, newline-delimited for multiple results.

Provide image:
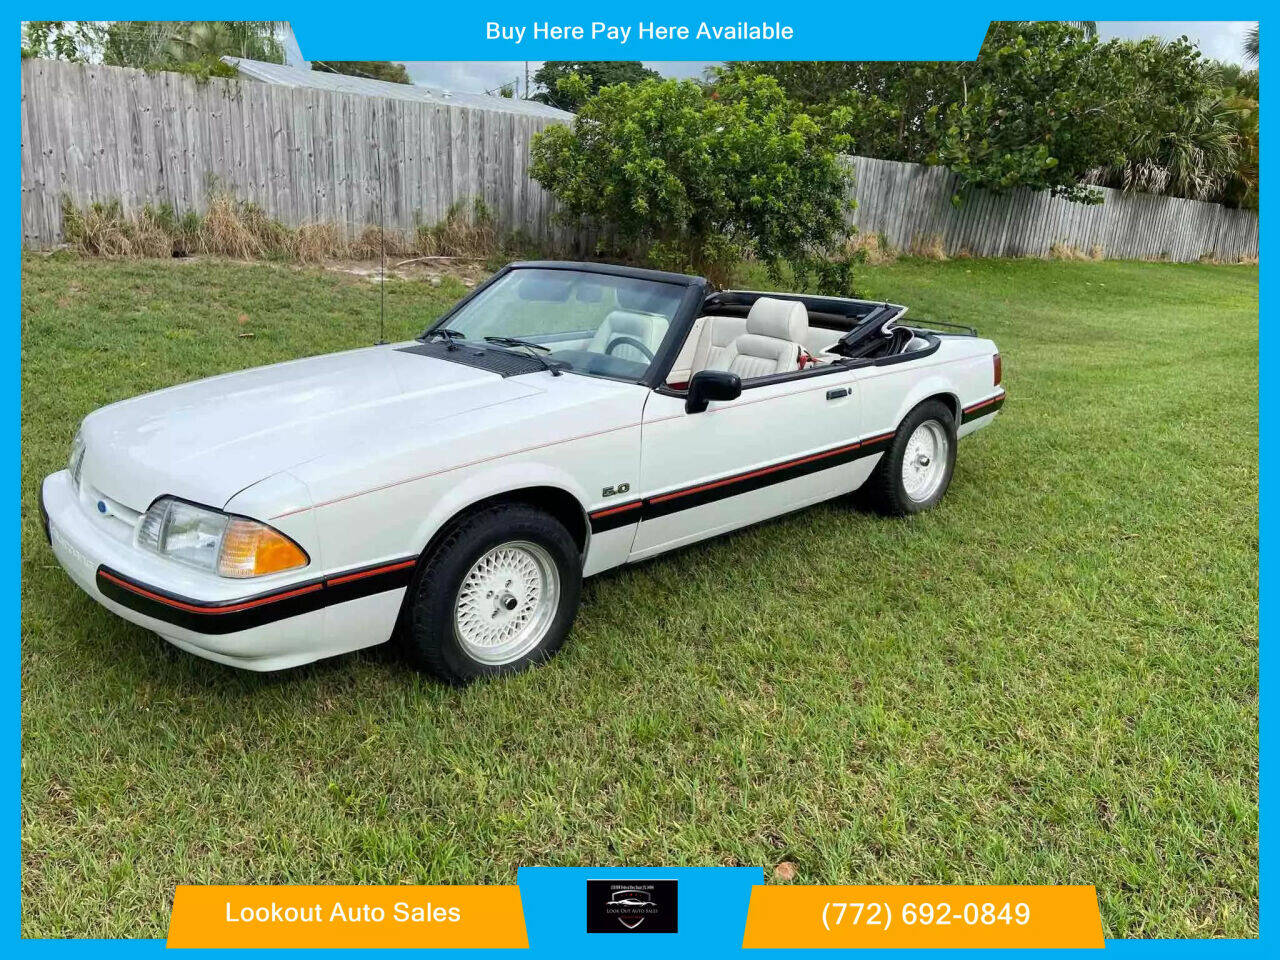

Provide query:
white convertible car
left=41, top=261, right=1004, bottom=682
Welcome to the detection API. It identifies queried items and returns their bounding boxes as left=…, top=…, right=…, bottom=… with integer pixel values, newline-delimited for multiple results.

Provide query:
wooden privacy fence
left=20, top=58, right=578, bottom=250
left=846, top=156, right=1259, bottom=262
left=22, top=58, right=1260, bottom=262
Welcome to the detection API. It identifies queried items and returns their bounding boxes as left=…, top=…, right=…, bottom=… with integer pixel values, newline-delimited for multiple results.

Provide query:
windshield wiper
left=483, top=335, right=550, bottom=353
left=482, top=336, right=564, bottom=376
left=422, top=327, right=465, bottom=350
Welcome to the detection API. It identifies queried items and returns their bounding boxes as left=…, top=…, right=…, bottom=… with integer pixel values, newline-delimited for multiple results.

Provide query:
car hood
left=79, top=343, right=542, bottom=511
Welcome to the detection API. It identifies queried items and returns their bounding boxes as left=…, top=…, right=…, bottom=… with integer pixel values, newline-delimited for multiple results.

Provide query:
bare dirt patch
left=322, top=257, right=489, bottom=288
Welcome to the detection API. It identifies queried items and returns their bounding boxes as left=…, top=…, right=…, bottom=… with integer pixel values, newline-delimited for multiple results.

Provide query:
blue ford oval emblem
left=97, top=500, right=107, bottom=514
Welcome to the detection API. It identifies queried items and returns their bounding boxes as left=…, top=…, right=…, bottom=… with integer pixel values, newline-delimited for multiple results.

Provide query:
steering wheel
left=604, top=335, right=655, bottom=362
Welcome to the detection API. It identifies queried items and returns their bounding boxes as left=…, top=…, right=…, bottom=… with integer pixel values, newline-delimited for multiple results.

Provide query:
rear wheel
left=403, top=504, right=581, bottom=683
left=857, top=400, right=957, bottom=515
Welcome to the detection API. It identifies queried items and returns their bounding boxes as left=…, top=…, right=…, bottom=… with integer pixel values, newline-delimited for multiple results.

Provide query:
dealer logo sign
left=586, top=879, right=678, bottom=933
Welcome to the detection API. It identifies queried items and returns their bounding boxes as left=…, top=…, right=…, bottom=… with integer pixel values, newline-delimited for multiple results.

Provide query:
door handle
left=826, top=387, right=851, bottom=400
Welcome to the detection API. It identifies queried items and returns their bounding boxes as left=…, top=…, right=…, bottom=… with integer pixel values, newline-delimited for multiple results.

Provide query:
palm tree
left=1220, top=65, right=1259, bottom=208
left=102, top=21, right=285, bottom=69
left=167, top=21, right=285, bottom=64
left=1244, top=24, right=1259, bottom=64
left=1116, top=90, right=1239, bottom=202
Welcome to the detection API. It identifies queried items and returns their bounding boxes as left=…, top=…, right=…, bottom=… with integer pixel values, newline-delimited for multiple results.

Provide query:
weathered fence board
left=846, top=155, right=1258, bottom=262
left=21, top=59, right=1260, bottom=262
left=20, top=59, right=577, bottom=249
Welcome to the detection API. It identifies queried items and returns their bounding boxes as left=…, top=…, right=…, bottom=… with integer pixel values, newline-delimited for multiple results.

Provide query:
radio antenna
left=377, top=103, right=387, bottom=345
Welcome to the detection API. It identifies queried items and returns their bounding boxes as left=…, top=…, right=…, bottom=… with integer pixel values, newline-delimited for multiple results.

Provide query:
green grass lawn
left=21, top=253, right=1258, bottom=938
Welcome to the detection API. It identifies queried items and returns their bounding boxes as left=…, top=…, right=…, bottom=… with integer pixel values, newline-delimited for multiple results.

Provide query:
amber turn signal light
left=218, top=519, right=309, bottom=578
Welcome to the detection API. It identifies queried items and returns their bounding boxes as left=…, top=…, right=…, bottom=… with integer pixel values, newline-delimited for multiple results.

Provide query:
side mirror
left=685, top=370, right=742, bottom=414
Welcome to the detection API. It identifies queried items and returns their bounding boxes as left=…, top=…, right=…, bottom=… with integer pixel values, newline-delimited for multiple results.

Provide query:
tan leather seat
left=693, top=297, right=807, bottom=379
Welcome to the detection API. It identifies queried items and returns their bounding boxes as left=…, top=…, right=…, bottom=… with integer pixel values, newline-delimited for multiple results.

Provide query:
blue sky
left=283, top=22, right=1257, bottom=97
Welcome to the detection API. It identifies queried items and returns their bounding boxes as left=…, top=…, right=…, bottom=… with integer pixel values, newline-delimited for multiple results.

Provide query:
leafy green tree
left=720, top=61, right=963, bottom=163
left=1244, top=24, right=1259, bottom=65
left=1085, top=42, right=1245, bottom=204
left=531, top=74, right=855, bottom=286
left=22, top=21, right=281, bottom=78
left=312, top=61, right=411, bottom=84
left=1016, top=20, right=1097, bottom=37
left=927, top=22, right=1132, bottom=202
left=531, top=61, right=659, bottom=111
left=21, top=21, right=99, bottom=61
left=1219, top=66, right=1259, bottom=208
left=730, top=24, right=1127, bottom=202
left=731, top=23, right=1246, bottom=205
left=98, top=21, right=284, bottom=78
left=166, top=21, right=283, bottom=64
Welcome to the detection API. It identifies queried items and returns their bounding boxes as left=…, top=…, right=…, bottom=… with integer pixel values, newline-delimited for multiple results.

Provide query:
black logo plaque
left=586, top=879, right=678, bottom=933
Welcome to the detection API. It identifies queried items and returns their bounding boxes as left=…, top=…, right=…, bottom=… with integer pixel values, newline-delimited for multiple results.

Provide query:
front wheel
left=403, top=504, right=582, bottom=684
left=857, top=400, right=957, bottom=515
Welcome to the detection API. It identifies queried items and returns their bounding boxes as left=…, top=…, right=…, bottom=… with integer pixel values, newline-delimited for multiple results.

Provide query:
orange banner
left=742, top=885, right=1103, bottom=949
left=166, top=885, right=528, bottom=949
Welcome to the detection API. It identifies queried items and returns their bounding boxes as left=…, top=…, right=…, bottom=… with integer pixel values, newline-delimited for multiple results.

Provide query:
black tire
left=402, top=503, right=581, bottom=684
left=856, top=400, right=958, bottom=516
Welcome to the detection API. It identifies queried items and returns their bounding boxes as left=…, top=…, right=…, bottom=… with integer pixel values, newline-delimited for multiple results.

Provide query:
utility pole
left=524, top=61, right=529, bottom=99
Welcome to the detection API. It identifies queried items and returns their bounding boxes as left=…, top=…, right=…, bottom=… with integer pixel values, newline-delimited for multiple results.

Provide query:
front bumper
left=40, top=471, right=411, bottom=670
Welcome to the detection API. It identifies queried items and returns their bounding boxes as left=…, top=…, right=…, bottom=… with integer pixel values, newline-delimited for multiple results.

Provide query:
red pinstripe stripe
left=589, top=500, right=643, bottom=519
left=98, top=569, right=323, bottom=615
left=99, top=556, right=417, bottom=615
left=325, top=559, right=417, bottom=587
left=649, top=439, right=867, bottom=505
left=964, top=393, right=1004, bottom=413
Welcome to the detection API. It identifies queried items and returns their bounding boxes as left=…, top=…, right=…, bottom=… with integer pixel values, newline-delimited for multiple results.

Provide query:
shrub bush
left=530, top=74, right=857, bottom=288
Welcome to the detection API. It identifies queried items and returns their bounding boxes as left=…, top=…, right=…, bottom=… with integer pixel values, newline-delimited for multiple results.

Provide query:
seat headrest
left=746, top=297, right=807, bottom=342
left=603, top=309, right=665, bottom=337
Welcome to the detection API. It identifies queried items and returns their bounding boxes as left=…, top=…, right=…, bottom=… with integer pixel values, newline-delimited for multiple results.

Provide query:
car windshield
left=427, top=268, right=686, bottom=382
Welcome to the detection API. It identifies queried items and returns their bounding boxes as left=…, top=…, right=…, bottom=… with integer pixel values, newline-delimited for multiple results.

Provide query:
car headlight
left=68, top=431, right=86, bottom=488
left=137, top=497, right=309, bottom=578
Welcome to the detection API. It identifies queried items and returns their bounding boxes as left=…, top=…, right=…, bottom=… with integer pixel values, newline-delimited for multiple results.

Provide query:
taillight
left=993, top=353, right=1002, bottom=386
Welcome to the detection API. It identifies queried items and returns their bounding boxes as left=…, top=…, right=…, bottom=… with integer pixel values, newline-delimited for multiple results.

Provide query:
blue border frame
left=12, top=10, right=1265, bottom=954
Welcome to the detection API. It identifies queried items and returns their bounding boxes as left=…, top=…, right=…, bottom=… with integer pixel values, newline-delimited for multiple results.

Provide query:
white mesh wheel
left=901, top=419, right=950, bottom=503
left=452, top=540, right=561, bottom=665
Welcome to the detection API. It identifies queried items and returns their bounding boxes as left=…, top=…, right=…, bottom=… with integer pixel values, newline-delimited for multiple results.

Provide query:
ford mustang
left=40, top=261, right=1004, bottom=682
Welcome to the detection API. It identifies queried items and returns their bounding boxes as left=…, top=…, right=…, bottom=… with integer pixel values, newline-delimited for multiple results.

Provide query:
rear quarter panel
left=856, top=336, right=1000, bottom=435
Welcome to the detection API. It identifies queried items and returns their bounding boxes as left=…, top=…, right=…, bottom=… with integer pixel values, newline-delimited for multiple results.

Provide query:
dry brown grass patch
left=350, top=226, right=416, bottom=262
left=908, top=234, right=947, bottom=260
left=197, top=194, right=271, bottom=259
left=847, top=232, right=896, bottom=264
left=294, top=223, right=345, bottom=263
left=1048, top=242, right=1090, bottom=261
left=416, top=199, right=500, bottom=260
left=61, top=200, right=173, bottom=259
left=59, top=192, right=513, bottom=267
